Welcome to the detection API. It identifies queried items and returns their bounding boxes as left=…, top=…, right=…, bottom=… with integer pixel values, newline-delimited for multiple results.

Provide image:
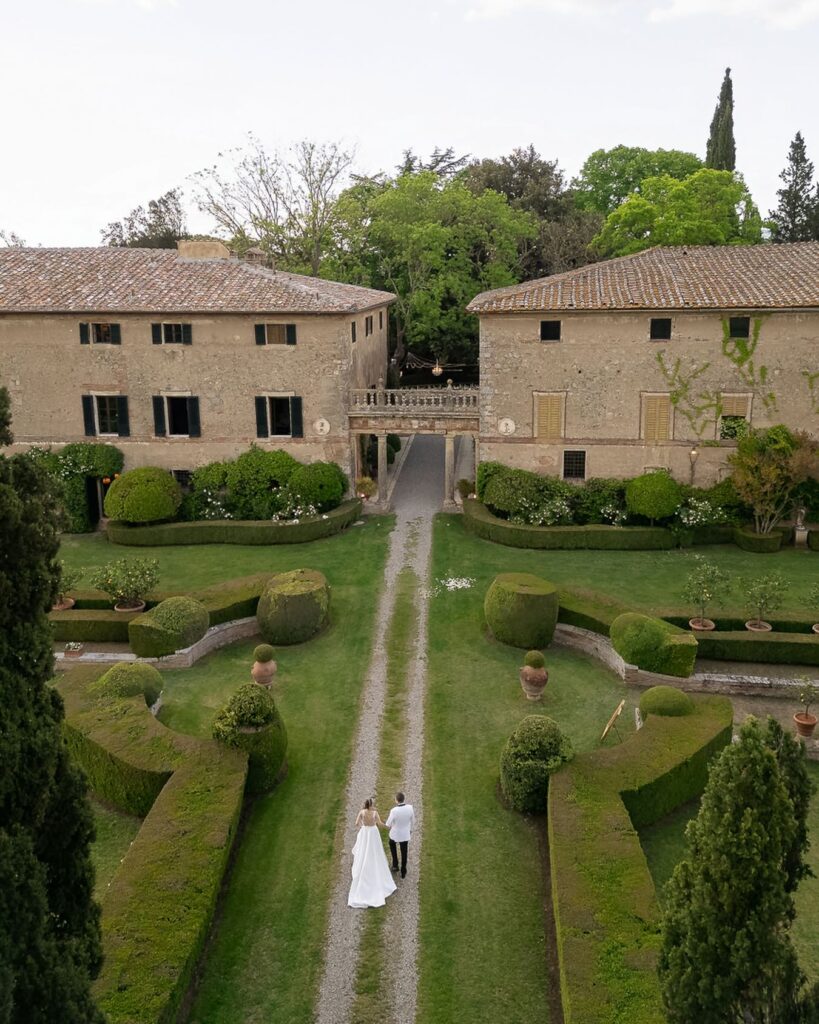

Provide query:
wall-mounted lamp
left=431, top=360, right=443, bottom=377
left=688, top=446, right=699, bottom=484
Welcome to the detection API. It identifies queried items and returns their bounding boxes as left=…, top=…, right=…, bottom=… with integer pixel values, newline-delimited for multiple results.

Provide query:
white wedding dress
left=348, top=817, right=397, bottom=908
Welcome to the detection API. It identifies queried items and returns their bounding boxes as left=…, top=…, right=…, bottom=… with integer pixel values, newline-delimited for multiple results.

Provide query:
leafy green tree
left=101, top=188, right=187, bottom=248
left=574, top=145, right=703, bottom=215
left=706, top=67, right=736, bottom=172
left=592, top=168, right=762, bottom=257
left=659, top=717, right=811, bottom=1024
left=769, top=132, right=819, bottom=242
left=0, top=389, right=104, bottom=1023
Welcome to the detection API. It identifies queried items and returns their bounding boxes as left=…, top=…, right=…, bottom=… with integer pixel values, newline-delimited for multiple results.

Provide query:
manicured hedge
left=690, top=523, right=736, bottom=545
left=733, top=526, right=783, bottom=552
left=484, top=573, right=559, bottom=648
left=256, top=568, right=330, bottom=645
left=663, top=613, right=817, bottom=634
left=809, top=530, right=819, bottom=552
left=610, top=612, right=698, bottom=678
left=694, top=629, right=819, bottom=666
left=556, top=591, right=634, bottom=636
left=107, top=498, right=362, bottom=546
left=549, top=694, right=732, bottom=1024
left=50, top=608, right=137, bottom=643
left=128, top=596, right=210, bottom=657
left=639, top=685, right=695, bottom=718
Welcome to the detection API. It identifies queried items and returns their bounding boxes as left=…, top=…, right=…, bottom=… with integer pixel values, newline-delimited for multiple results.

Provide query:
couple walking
left=348, top=792, right=415, bottom=909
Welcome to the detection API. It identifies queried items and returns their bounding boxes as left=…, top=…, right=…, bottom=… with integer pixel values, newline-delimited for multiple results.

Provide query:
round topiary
left=212, top=683, right=287, bottom=794
left=639, top=685, right=695, bottom=718
left=89, top=661, right=164, bottom=707
left=287, top=462, right=346, bottom=512
left=524, top=650, right=546, bottom=668
left=484, top=573, right=559, bottom=649
left=256, top=569, right=330, bottom=645
left=625, top=471, right=682, bottom=523
left=104, top=466, right=182, bottom=524
left=499, top=715, right=573, bottom=813
left=253, top=643, right=276, bottom=663
left=128, top=596, right=210, bottom=658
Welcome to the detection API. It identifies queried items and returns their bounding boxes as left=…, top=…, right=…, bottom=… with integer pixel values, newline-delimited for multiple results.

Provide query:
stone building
left=468, top=243, right=819, bottom=486
left=0, top=241, right=394, bottom=482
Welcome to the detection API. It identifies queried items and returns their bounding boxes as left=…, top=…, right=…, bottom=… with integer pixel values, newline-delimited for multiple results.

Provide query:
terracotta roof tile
left=467, top=243, right=819, bottom=313
left=0, top=247, right=395, bottom=314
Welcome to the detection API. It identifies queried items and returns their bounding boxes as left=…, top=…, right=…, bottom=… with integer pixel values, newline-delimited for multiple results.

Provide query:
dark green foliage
left=694, top=630, right=819, bottom=667
left=0, top=446, right=104, bottom=1023
left=809, top=530, right=819, bottom=552
left=659, top=717, right=807, bottom=1024
left=476, top=460, right=506, bottom=501
left=0, top=385, right=11, bottom=445
left=625, top=471, right=682, bottom=523
left=88, top=662, right=163, bottom=707
left=101, top=188, right=187, bottom=248
left=482, top=465, right=573, bottom=520
left=762, top=717, right=815, bottom=894
left=769, top=131, right=818, bottom=243
left=610, top=612, right=697, bottom=677
left=50, top=609, right=136, bottom=643
left=557, top=590, right=633, bottom=635
left=734, top=525, right=783, bottom=552
left=484, top=572, right=559, bottom=649
left=705, top=67, right=736, bottom=172
left=212, top=684, right=287, bottom=795
left=499, top=716, right=572, bottom=813
left=570, top=476, right=627, bottom=524
left=128, top=596, right=209, bottom=657
left=639, top=686, right=695, bottom=718
left=256, top=568, right=330, bottom=644
left=104, top=466, right=181, bottom=524
left=794, top=477, right=819, bottom=521
left=107, top=498, right=362, bottom=545
left=574, top=145, right=704, bottom=215
left=253, top=643, right=275, bottom=663
left=549, top=694, right=732, bottom=1024
left=523, top=650, right=545, bottom=669
left=223, top=446, right=299, bottom=519
left=29, top=442, right=124, bottom=533
left=287, top=461, right=346, bottom=511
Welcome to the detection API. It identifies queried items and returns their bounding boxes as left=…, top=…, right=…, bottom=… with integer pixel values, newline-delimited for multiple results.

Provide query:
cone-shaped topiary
left=500, top=715, right=573, bottom=813
left=484, top=573, right=559, bottom=649
left=639, top=685, right=695, bottom=718
left=89, top=661, right=163, bottom=707
left=103, top=466, right=182, bottom=524
left=256, top=568, right=329, bottom=644
left=212, top=683, right=287, bottom=794
left=128, top=596, right=209, bottom=657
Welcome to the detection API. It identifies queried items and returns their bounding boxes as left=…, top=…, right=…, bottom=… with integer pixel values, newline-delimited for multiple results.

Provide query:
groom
left=385, top=792, right=415, bottom=879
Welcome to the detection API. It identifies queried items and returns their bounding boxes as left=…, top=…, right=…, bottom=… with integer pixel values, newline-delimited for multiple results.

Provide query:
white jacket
left=385, top=804, right=415, bottom=843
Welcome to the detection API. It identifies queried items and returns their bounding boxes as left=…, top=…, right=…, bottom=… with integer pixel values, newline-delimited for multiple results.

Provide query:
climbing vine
left=655, top=353, right=722, bottom=440
left=720, top=315, right=777, bottom=414
left=803, top=370, right=819, bottom=414
left=28, top=442, right=123, bottom=532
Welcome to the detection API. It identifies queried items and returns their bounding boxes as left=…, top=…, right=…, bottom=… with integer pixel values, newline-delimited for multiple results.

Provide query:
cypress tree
left=0, top=386, right=104, bottom=1024
left=769, top=132, right=818, bottom=242
left=705, top=67, right=736, bottom=172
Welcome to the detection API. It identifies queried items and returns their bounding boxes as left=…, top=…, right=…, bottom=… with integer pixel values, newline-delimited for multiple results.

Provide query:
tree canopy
left=573, top=145, right=703, bottom=215
left=705, top=67, right=736, bottom=172
left=101, top=188, right=187, bottom=249
left=769, top=131, right=819, bottom=242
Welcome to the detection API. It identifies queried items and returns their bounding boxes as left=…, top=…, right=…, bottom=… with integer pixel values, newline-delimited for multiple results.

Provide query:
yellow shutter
left=644, top=395, right=671, bottom=441
left=536, top=394, right=563, bottom=440
left=720, top=394, right=749, bottom=417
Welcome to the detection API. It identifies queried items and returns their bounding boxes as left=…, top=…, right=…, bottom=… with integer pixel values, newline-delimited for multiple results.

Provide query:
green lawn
left=418, top=518, right=641, bottom=1024
left=640, top=762, right=819, bottom=985
left=90, top=799, right=141, bottom=896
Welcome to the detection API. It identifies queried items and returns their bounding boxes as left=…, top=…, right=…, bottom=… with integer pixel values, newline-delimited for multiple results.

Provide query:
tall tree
left=0, top=230, right=26, bottom=247
left=659, top=717, right=813, bottom=1024
left=0, top=388, right=104, bottom=1023
left=574, top=145, right=703, bottom=216
left=705, top=67, right=736, bottom=172
left=769, top=132, right=818, bottom=242
left=101, top=188, right=187, bottom=249
left=396, top=146, right=469, bottom=180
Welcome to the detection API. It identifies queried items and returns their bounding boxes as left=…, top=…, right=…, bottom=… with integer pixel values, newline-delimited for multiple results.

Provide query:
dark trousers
left=389, top=839, right=409, bottom=876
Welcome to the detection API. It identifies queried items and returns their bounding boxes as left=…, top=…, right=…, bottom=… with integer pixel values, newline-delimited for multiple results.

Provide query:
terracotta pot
left=63, top=647, right=84, bottom=659
left=794, top=712, right=817, bottom=739
left=812, top=624, right=819, bottom=635
left=251, top=660, right=277, bottom=687
left=114, top=599, right=146, bottom=613
left=519, top=665, right=549, bottom=702
left=52, top=597, right=76, bottom=612
left=745, top=619, right=773, bottom=632
left=689, top=617, right=716, bottom=632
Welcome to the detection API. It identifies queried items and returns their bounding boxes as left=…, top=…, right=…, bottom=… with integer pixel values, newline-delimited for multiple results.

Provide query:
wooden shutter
left=644, top=395, right=671, bottom=441
left=110, top=323, right=122, bottom=345
left=152, top=396, right=166, bottom=436
left=255, top=396, right=269, bottom=437
left=116, top=396, right=130, bottom=437
left=255, top=324, right=266, bottom=345
left=182, top=324, right=192, bottom=346
left=289, top=397, right=303, bottom=438
left=187, top=397, right=201, bottom=437
left=535, top=394, right=563, bottom=440
left=151, top=323, right=162, bottom=345
left=81, top=395, right=96, bottom=436
left=286, top=323, right=297, bottom=345
left=79, top=322, right=90, bottom=345
left=721, top=394, right=749, bottom=417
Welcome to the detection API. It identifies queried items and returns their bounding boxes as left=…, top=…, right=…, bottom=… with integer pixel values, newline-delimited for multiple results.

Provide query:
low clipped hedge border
left=694, top=629, right=819, bottom=666
left=549, top=694, right=732, bottom=1024
left=55, top=665, right=247, bottom=1024
left=106, top=498, right=362, bottom=546
left=809, top=530, right=819, bottom=552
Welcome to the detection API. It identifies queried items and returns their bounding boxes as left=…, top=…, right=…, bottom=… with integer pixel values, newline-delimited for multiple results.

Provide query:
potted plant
left=682, top=556, right=730, bottom=631
left=809, top=581, right=819, bottom=635
left=355, top=476, right=376, bottom=501
left=91, top=557, right=160, bottom=612
left=53, top=562, right=83, bottom=611
left=743, top=572, right=789, bottom=632
left=251, top=643, right=278, bottom=687
left=63, top=641, right=85, bottom=659
left=519, top=650, right=549, bottom=702
left=794, top=683, right=817, bottom=739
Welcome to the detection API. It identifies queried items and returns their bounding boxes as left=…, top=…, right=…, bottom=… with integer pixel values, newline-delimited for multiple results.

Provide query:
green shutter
left=110, top=323, right=122, bottom=345
left=79, top=322, right=90, bottom=345
left=151, top=323, right=162, bottom=345
left=289, top=397, right=303, bottom=438
left=255, top=397, right=269, bottom=437
left=81, top=395, right=96, bottom=435
left=286, top=324, right=297, bottom=345
left=152, top=396, right=166, bottom=436
left=187, top=397, right=201, bottom=437
left=182, top=324, right=192, bottom=345
left=255, top=324, right=266, bottom=345
left=116, top=396, right=130, bottom=437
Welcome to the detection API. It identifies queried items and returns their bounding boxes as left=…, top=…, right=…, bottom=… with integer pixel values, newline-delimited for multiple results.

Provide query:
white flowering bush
left=600, top=504, right=627, bottom=526
left=510, top=497, right=573, bottom=527
left=270, top=495, right=320, bottom=523
left=198, top=488, right=233, bottom=520
left=676, top=498, right=725, bottom=528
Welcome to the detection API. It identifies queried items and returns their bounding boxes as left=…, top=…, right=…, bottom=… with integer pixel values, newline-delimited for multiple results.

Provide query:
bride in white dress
left=348, top=799, right=397, bottom=908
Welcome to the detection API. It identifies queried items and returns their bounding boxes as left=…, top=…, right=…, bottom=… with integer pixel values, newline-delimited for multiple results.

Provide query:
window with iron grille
left=563, top=450, right=586, bottom=480
left=649, top=317, right=672, bottom=341
left=172, top=469, right=192, bottom=491
left=540, top=320, right=561, bottom=342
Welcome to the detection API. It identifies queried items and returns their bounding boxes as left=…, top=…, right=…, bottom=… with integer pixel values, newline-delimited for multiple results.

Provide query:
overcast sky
left=2, top=0, right=818, bottom=247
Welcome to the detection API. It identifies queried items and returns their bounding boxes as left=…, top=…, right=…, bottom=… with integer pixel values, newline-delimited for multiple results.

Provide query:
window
left=152, top=395, right=201, bottom=437
left=563, top=450, right=586, bottom=480
left=643, top=394, right=672, bottom=441
left=152, top=323, right=192, bottom=345
left=255, top=323, right=297, bottom=345
left=351, top=321, right=357, bottom=344
left=540, top=320, right=561, bottom=342
left=172, top=469, right=192, bottom=490
left=379, top=310, right=383, bottom=330
left=254, top=396, right=304, bottom=438
left=649, top=317, right=672, bottom=341
left=81, top=394, right=129, bottom=437
left=80, top=322, right=121, bottom=345
left=728, top=316, right=750, bottom=339
left=719, top=394, right=751, bottom=440
left=534, top=393, right=564, bottom=440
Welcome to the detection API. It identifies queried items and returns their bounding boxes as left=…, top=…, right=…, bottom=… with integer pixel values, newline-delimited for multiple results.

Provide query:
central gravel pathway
left=314, top=436, right=443, bottom=1024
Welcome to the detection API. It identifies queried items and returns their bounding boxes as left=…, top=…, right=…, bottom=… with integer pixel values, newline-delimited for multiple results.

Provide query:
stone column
left=444, top=434, right=456, bottom=510
left=473, top=434, right=480, bottom=490
left=377, top=434, right=388, bottom=507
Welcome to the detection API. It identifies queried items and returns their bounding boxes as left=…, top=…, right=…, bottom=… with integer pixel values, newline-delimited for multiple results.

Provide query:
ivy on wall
left=655, top=353, right=721, bottom=439
left=719, top=315, right=777, bottom=414
left=29, top=442, right=124, bottom=532
left=803, top=370, right=819, bottom=415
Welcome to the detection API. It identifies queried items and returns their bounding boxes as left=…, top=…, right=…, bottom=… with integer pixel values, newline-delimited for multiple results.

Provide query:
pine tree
left=659, top=717, right=813, bottom=1024
left=705, top=67, right=736, bottom=172
left=770, top=132, right=818, bottom=242
left=0, top=387, right=104, bottom=1024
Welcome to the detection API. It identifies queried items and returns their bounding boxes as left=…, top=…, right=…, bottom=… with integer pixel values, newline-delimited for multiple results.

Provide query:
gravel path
left=314, top=437, right=442, bottom=1024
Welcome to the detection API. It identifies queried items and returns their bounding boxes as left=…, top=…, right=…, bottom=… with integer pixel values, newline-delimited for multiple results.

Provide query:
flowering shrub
left=91, top=557, right=160, bottom=606
left=600, top=504, right=627, bottom=526
left=510, top=497, right=573, bottom=527
left=270, top=496, right=320, bottom=523
left=676, top=497, right=726, bottom=527
left=197, top=488, right=233, bottom=520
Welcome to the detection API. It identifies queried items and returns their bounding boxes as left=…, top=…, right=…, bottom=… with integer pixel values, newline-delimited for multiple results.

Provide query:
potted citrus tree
left=53, top=562, right=82, bottom=611
left=91, top=557, right=160, bottom=612
left=682, top=556, right=730, bottom=632
left=519, top=650, right=549, bottom=702
left=251, top=643, right=277, bottom=687
left=794, top=683, right=817, bottom=739
left=743, top=572, right=789, bottom=632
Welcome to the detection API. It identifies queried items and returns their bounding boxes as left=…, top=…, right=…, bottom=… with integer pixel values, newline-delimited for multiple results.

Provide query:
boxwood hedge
left=128, top=596, right=210, bottom=658
left=733, top=526, right=783, bottom=553
left=809, top=530, right=819, bottom=552
left=694, top=629, right=819, bottom=666
left=610, top=612, right=698, bottom=678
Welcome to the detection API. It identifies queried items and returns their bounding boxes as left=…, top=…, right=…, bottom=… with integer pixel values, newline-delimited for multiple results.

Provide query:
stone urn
left=251, top=644, right=278, bottom=687
left=689, top=617, right=716, bottom=632
left=519, top=651, right=549, bottom=702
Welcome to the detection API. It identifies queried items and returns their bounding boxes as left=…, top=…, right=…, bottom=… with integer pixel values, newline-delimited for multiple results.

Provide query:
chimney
left=242, top=246, right=275, bottom=270
left=176, top=240, right=231, bottom=260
